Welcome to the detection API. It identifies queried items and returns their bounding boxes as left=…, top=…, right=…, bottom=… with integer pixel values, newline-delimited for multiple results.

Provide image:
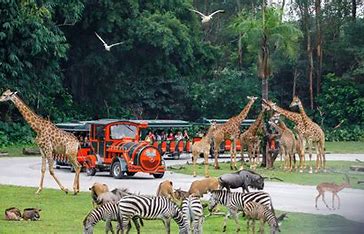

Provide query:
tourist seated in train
left=145, top=131, right=156, bottom=143
left=160, top=131, right=167, bottom=141
left=167, top=132, right=175, bottom=141
left=183, top=129, right=190, bottom=140
left=175, top=131, right=183, bottom=141
left=155, top=131, right=162, bottom=141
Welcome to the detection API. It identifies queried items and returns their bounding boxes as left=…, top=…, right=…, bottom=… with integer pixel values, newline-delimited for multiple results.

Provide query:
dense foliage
left=0, top=0, right=363, bottom=145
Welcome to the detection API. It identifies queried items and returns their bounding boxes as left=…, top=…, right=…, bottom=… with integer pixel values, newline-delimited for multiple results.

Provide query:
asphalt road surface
left=0, top=153, right=363, bottom=224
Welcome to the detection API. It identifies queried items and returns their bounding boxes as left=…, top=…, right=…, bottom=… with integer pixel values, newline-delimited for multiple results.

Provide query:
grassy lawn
left=0, top=185, right=363, bottom=234
left=171, top=161, right=364, bottom=189
left=325, top=141, right=364, bottom=154
left=0, top=144, right=38, bottom=157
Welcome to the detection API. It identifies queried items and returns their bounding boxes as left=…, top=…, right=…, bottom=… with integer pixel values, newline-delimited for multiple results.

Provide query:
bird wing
left=109, top=41, right=125, bottom=48
left=189, top=9, right=206, bottom=17
left=209, top=10, right=225, bottom=17
left=95, top=32, right=107, bottom=46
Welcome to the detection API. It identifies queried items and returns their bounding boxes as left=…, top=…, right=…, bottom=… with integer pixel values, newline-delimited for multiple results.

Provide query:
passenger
left=175, top=131, right=183, bottom=141
left=167, top=132, right=175, bottom=141
left=156, top=131, right=162, bottom=141
left=145, top=131, right=156, bottom=143
left=160, top=131, right=167, bottom=141
left=183, top=129, right=190, bottom=140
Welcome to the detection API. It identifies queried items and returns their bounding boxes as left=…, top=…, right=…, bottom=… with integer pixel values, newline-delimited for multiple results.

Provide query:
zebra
left=83, top=202, right=141, bottom=234
left=118, top=195, right=189, bottom=234
left=243, top=201, right=282, bottom=234
left=208, top=190, right=273, bottom=233
left=181, top=195, right=204, bottom=234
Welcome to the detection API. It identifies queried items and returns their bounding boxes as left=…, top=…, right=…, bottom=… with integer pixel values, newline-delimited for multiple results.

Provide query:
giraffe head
left=0, top=90, right=17, bottom=102
left=289, top=96, right=301, bottom=108
left=247, top=96, right=258, bottom=102
left=262, top=99, right=277, bottom=111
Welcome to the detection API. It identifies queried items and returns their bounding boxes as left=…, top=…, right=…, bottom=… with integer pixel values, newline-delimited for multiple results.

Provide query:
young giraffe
left=0, top=90, right=81, bottom=194
left=262, top=99, right=309, bottom=172
left=191, top=122, right=217, bottom=177
left=239, top=109, right=265, bottom=168
left=212, top=96, right=257, bottom=170
left=290, top=96, right=326, bottom=172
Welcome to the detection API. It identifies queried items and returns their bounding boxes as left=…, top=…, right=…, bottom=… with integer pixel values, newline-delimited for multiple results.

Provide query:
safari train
left=55, top=118, right=254, bottom=178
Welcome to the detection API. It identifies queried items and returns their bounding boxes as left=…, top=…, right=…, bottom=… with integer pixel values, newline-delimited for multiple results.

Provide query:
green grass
left=325, top=141, right=364, bottom=154
left=0, top=185, right=363, bottom=234
left=171, top=161, right=364, bottom=189
left=0, top=144, right=38, bottom=157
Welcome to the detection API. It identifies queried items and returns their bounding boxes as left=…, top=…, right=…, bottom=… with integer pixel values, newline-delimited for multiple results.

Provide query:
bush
left=0, top=122, right=34, bottom=147
left=324, top=125, right=364, bottom=142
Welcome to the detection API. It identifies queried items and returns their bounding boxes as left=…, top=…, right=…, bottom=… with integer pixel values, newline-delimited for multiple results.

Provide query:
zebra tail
left=139, top=218, right=144, bottom=226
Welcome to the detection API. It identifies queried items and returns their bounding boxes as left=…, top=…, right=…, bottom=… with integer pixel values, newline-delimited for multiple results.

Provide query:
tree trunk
left=315, top=0, right=322, bottom=96
left=352, top=0, right=357, bottom=20
left=303, top=2, right=314, bottom=109
left=292, top=68, right=299, bottom=98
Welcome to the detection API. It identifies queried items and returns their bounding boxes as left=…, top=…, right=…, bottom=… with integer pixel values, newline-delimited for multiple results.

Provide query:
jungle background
left=0, top=0, right=363, bottom=147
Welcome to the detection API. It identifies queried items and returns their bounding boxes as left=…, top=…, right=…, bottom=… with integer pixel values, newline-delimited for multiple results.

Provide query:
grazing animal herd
left=83, top=169, right=287, bottom=234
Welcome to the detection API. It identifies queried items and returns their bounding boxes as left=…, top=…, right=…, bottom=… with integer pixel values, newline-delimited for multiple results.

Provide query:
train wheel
left=153, top=172, right=164, bottom=179
left=126, top=172, right=136, bottom=176
left=86, top=168, right=96, bottom=176
left=111, top=161, right=124, bottom=179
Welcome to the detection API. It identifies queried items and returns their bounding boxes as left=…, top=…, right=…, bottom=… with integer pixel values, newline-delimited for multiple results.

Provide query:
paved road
left=0, top=154, right=363, bottom=224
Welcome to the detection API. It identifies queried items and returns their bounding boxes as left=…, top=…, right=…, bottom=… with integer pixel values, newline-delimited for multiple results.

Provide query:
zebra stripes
left=118, top=195, right=189, bottom=234
left=208, top=190, right=273, bottom=233
left=182, top=196, right=204, bottom=234
left=83, top=202, right=140, bottom=234
left=243, top=201, right=280, bottom=234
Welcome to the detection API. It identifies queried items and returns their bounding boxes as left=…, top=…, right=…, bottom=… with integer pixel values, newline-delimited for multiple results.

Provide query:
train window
left=110, top=124, right=137, bottom=139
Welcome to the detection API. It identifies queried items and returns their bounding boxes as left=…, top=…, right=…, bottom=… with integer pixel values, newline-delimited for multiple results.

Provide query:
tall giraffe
left=239, top=108, right=265, bottom=168
left=191, top=122, right=217, bottom=177
left=212, top=96, right=257, bottom=170
left=290, top=96, right=326, bottom=172
left=262, top=99, right=308, bottom=172
left=0, top=90, right=81, bottom=194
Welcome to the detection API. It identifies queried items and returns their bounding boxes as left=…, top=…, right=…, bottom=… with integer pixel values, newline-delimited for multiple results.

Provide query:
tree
left=231, top=6, right=302, bottom=100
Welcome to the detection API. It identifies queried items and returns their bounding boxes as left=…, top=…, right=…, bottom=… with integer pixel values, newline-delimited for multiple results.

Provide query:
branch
left=333, top=120, right=344, bottom=129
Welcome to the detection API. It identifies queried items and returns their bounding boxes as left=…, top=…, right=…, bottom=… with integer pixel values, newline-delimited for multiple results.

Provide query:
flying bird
left=95, top=32, right=124, bottom=51
left=190, top=9, right=225, bottom=24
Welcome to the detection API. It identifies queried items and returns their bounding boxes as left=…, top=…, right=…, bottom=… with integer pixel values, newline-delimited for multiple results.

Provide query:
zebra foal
left=182, top=195, right=204, bottom=234
left=208, top=190, right=273, bottom=233
left=83, top=202, right=141, bottom=234
left=118, top=195, right=189, bottom=234
left=243, top=201, right=280, bottom=234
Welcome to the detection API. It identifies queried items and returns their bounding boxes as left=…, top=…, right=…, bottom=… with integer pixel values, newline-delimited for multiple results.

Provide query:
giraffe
left=268, top=114, right=296, bottom=171
left=262, top=99, right=308, bottom=172
left=0, top=90, right=81, bottom=194
left=211, top=96, right=257, bottom=170
left=239, top=109, right=265, bottom=169
left=191, top=122, right=217, bottom=177
left=290, top=96, right=326, bottom=172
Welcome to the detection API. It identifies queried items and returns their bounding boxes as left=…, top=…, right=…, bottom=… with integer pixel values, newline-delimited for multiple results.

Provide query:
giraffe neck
left=11, top=95, right=44, bottom=132
left=247, top=111, right=264, bottom=135
left=205, top=125, right=215, bottom=139
left=297, top=102, right=311, bottom=123
left=278, top=120, right=288, bottom=131
left=273, top=105, right=302, bottom=125
left=269, top=122, right=283, bottom=135
left=235, top=98, right=256, bottom=123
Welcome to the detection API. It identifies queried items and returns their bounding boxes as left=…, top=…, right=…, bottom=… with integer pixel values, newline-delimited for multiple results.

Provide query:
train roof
left=55, top=121, right=90, bottom=132
left=195, top=118, right=255, bottom=126
left=131, top=119, right=191, bottom=128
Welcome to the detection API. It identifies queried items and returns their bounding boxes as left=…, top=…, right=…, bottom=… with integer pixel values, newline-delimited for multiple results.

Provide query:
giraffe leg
left=314, top=142, right=321, bottom=173
left=36, top=153, right=47, bottom=194
left=71, top=160, right=81, bottom=195
left=232, top=138, right=237, bottom=170
left=47, top=157, right=68, bottom=194
left=214, top=140, right=220, bottom=169
left=204, top=152, right=209, bottom=178
left=307, top=140, right=313, bottom=174
left=192, top=152, right=197, bottom=177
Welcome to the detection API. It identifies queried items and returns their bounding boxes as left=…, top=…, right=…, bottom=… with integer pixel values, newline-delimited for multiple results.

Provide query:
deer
left=315, top=174, right=351, bottom=210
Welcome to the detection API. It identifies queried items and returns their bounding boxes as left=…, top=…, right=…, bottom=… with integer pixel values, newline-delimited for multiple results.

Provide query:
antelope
left=315, top=175, right=351, bottom=210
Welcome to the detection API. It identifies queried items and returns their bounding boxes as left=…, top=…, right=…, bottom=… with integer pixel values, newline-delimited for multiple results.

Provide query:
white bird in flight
left=190, top=9, right=225, bottom=24
left=95, top=32, right=125, bottom=51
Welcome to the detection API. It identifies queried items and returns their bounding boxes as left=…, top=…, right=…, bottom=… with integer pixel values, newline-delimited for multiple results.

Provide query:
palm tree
left=231, top=6, right=302, bottom=100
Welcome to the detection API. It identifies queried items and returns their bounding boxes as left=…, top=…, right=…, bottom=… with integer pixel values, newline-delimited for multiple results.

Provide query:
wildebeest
left=218, top=169, right=264, bottom=193
left=4, top=207, right=22, bottom=221
left=22, top=208, right=41, bottom=221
